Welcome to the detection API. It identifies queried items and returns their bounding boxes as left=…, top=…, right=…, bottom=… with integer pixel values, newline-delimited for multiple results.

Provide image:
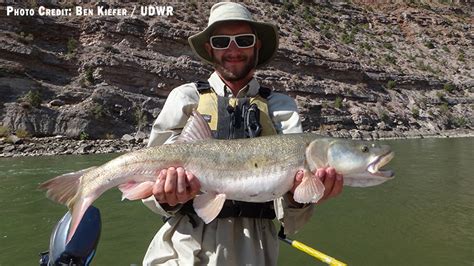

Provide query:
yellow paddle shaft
left=291, top=239, right=347, bottom=266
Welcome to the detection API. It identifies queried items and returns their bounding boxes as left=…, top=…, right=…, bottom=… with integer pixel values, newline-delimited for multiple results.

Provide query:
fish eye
left=361, top=145, right=369, bottom=153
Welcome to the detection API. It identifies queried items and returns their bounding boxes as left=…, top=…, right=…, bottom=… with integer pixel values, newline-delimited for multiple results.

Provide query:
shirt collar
left=207, top=72, right=260, bottom=98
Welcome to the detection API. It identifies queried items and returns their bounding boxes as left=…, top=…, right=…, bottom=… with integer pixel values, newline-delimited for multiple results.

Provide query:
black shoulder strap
left=195, top=81, right=211, bottom=92
left=258, top=86, right=272, bottom=99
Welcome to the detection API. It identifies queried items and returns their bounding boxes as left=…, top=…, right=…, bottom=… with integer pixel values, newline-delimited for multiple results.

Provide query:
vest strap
left=195, top=81, right=211, bottom=92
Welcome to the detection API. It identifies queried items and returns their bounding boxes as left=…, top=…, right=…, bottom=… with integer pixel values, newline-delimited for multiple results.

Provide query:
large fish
left=40, top=111, right=394, bottom=242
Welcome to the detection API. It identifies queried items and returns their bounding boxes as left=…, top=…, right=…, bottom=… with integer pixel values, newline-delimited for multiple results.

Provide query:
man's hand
left=152, top=167, right=201, bottom=206
left=290, top=167, right=343, bottom=204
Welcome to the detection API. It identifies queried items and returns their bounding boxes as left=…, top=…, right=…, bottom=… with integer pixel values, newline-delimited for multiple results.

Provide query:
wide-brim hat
left=188, top=2, right=278, bottom=67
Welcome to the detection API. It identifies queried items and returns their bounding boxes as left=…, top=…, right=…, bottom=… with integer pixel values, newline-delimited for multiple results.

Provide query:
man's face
left=205, top=22, right=261, bottom=82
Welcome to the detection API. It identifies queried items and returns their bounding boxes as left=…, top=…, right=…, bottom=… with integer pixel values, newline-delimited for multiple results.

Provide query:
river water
left=0, top=138, right=472, bottom=266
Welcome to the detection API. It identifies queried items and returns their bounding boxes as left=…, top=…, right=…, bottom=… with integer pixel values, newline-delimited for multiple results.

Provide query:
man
left=142, top=3, right=343, bottom=265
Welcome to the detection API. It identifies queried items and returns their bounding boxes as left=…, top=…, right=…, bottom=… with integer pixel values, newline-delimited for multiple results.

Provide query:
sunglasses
left=209, top=34, right=256, bottom=49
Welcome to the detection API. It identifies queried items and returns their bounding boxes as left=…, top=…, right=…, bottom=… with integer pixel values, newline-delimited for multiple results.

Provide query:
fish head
left=327, top=140, right=395, bottom=187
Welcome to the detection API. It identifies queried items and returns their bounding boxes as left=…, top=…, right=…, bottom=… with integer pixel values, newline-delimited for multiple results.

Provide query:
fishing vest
left=178, top=81, right=277, bottom=224
left=195, top=80, right=277, bottom=139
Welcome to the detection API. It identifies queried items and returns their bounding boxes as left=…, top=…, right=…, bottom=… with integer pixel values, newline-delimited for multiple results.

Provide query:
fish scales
left=79, top=134, right=311, bottom=202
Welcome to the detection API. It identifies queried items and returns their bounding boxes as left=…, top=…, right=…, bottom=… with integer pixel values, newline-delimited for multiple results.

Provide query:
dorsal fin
left=175, top=109, right=213, bottom=143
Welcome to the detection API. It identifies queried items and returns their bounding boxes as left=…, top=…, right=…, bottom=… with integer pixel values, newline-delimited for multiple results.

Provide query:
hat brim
left=188, top=20, right=278, bottom=67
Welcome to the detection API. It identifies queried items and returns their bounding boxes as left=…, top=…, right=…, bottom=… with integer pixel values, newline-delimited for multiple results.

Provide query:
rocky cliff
left=1, top=1, right=473, bottom=153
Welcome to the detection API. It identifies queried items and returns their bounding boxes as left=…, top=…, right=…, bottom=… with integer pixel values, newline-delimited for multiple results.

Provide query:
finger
left=153, top=170, right=166, bottom=193
left=289, top=170, right=304, bottom=194
left=176, top=167, right=187, bottom=203
left=158, top=169, right=167, bottom=181
left=186, top=171, right=200, bottom=197
left=322, top=169, right=336, bottom=199
left=164, top=167, right=178, bottom=206
left=295, top=170, right=304, bottom=182
left=153, top=178, right=165, bottom=202
left=154, top=168, right=165, bottom=182
left=329, top=174, right=344, bottom=198
left=316, top=168, right=326, bottom=183
left=326, top=167, right=337, bottom=178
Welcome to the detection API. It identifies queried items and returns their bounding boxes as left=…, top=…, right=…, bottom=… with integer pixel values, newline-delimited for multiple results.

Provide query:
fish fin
left=305, top=140, right=329, bottom=171
left=193, top=192, right=226, bottom=224
left=293, top=169, right=325, bottom=204
left=38, top=167, right=96, bottom=205
left=175, top=109, right=213, bottom=143
left=118, top=181, right=155, bottom=200
left=67, top=196, right=95, bottom=243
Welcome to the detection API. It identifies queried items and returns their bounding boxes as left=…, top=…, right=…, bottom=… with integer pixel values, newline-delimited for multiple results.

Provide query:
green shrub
left=24, top=90, right=42, bottom=108
left=320, top=25, right=332, bottom=39
left=452, top=117, right=468, bottom=128
left=189, top=0, right=197, bottom=9
left=0, top=126, right=10, bottom=137
left=383, top=42, right=394, bottom=50
left=387, top=80, right=396, bottom=89
left=304, top=41, right=311, bottom=50
left=79, top=77, right=87, bottom=88
left=85, top=67, right=94, bottom=84
left=134, top=108, right=147, bottom=129
left=283, top=1, right=295, bottom=12
left=19, top=32, right=34, bottom=43
left=341, top=32, right=354, bottom=44
left=91, top=104, right=105, bottom=119
left=79, top=131, right=89, bottom=140
left=15, top=128, right=29, bottom=138
left=384, top=54, right=396, bottom=64
left=27, top=0, right=37, bottom=8
left=436, top=91, right=446, bottom=101
left=334, top=96, right=343, bottom=108
left=67, top=37, right=78, bottom=55
left=443, top=83, right=455, bottom=93
left=438, top=0, right=452, bottom=4
left=411, top=107, right=420, bottom=118
left=104, top=45, right=120, bottom=54
left=424, top=41, right=435, bottom=49
left=360, top=42, right=371, bottom=51
left=294, top=30, right=302, bottom=39
left=104, top=133, right=116, bottom=139
left=439, top=103, right=449, bottom=114
left=416, top=60, right=436, bottom=73
left=380, top=111, right=390, bottom=123
left=303, top=7, right=316, bottom=26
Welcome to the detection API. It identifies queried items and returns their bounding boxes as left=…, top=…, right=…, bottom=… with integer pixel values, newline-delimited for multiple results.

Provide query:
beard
left=212, top=53, right=257, bottom=81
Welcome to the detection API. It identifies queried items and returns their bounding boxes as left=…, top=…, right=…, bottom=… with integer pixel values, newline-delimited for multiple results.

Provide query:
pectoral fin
left=293, top=169, right=325, bottom=204
left=193, top=192, right=226, bottom=224
left=305, top=140, right=329, bottom=171
left=118, top=181, right=155, bottom=200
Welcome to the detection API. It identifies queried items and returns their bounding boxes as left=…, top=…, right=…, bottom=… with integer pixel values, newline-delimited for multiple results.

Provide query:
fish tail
left=38, top=166, right=96, bottom=206
left=39, top=167, right=98, bottom=243
left=67, top=196, right=95, bottom=243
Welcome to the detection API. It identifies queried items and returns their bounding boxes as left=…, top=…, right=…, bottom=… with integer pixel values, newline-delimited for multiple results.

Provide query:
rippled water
left=0, top=138, right=472, bottom=265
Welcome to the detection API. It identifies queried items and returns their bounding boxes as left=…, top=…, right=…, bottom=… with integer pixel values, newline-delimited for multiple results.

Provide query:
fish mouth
left=368, top=151, right=395, bottom=178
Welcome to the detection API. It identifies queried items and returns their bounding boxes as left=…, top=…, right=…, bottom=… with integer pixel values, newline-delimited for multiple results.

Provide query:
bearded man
left=142, top=2, right=343, bottom=265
